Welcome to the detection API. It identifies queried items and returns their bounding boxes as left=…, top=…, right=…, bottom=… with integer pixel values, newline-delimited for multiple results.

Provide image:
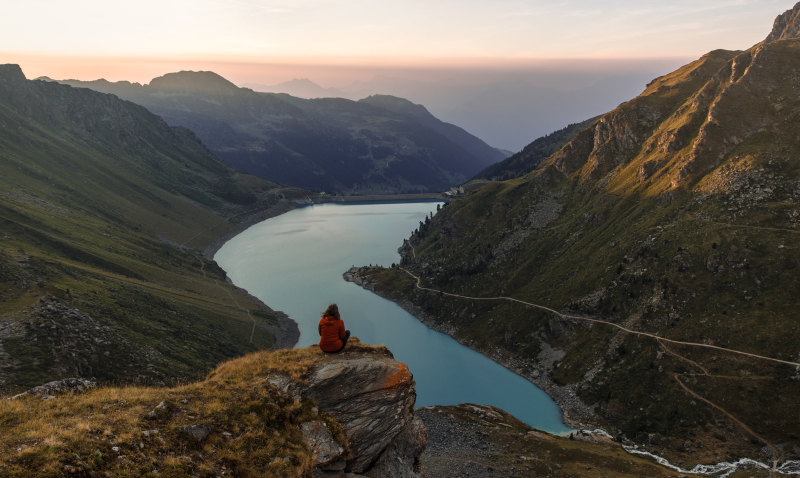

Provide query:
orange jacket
left=318, top=315, right=345, bottom=352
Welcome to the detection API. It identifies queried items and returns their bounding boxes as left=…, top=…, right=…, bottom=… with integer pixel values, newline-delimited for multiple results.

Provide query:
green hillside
left=358, top=26, right=800, bottom=467
left=0, top=64, right=307, bottom=395
left=471, top=116, right=600, bottom=181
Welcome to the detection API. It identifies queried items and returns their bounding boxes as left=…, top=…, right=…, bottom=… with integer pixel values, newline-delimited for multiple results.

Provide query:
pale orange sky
left=1, top=0, right=792, bottom=86
left=1, top=53, right=694, bottom=88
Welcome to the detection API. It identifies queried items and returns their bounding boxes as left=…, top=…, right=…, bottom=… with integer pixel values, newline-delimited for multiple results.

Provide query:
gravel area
left=418, top=408, right=518, bottom=478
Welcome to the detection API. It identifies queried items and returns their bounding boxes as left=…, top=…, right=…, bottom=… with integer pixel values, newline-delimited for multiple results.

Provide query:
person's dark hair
left=322, top=303, right=340, bottom=320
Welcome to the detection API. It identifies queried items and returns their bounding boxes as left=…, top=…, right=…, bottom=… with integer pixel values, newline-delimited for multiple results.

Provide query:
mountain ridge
left=0, top=64, right=306, bottom=394
left=242, top=77, right=346, bottom=99
left=471, top=116, right=601, bottom=181
left=50, top=72, right=503, bottom=195
left=355, top=5, right=800, bottom=469
left=765, top=3, right=800, bottom=43
left=358, top=94, right=508, bottom=166
left=148, top=70, right=240, bottom=93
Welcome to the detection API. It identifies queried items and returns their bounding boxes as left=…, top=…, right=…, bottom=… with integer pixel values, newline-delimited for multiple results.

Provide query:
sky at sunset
left=1, top=0, right=793, bottom=85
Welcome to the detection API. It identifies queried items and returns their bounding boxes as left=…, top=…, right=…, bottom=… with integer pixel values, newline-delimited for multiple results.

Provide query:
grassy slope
left=0, top=65, right=309, bottom=395
left=361, top=43, right=800, bottom=466
left=471, top=115, right=600, bottom=181
left=0, top=339, right=386, bottom=478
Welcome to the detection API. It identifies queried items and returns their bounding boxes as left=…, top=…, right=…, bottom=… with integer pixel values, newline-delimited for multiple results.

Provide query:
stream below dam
left=215, top=201, right=571, bottom=433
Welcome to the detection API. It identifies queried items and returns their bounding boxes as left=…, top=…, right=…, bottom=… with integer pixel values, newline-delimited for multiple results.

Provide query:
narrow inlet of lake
left=215, top=201, right=570, bottom=433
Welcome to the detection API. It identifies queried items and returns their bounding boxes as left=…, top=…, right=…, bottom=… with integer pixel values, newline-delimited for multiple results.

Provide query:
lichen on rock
left=300, top=354, right=426, bottom=475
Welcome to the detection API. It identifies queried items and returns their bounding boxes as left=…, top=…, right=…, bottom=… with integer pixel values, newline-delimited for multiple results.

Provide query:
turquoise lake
left=215, top=201, right=570, bottom=433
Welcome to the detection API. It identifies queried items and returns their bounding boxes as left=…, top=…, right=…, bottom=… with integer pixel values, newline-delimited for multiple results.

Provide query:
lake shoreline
left=369, top=287, right=594, bottom=430
left=205, top=199, right=304, bottom=349
left=204, top=197, right=448, bottom=260
left=204, top=200, right=302, bottom=260
left=206, top=198, right=449, bottom=350
left=342, top=267, right=593, bottom=430
left=342, top=268, right=596, bottom=429
left=215, top=200, right=572, bottom=433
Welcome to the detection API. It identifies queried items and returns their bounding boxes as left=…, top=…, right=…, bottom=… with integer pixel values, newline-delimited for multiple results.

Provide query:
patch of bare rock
left=273, top=350, right=427, bottom=477
left=11, top=377, right=97, bottom=400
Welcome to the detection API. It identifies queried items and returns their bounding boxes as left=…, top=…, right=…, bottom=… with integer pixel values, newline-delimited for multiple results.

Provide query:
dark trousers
left=326, top=330, right=351, bottom=353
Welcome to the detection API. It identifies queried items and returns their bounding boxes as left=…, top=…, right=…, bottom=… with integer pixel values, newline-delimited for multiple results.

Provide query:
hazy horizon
left=4, top=55, right=695, bottom=152
left=3, top=1, right=792, bottom=86
left=4, top=0, right=795, bottom=150
left=5, top=54, right=691, bottom=90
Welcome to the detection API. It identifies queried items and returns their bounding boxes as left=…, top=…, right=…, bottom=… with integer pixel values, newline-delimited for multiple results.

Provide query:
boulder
left=144, top=401, right=170, bottom=420
left=301, top=421, right=345, bottom=467
left=300, top=356, right=424, bottom=475
left=12, top=377, right=97, bottom=399
left=178, top=424, right=210, bottom=441
left=267, top=375, right=300, bottom=400
left=364, top=416, right=427, bottom=478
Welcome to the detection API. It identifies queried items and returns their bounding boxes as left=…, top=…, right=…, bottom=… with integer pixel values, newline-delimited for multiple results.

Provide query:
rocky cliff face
left=270, top=347, right=427, bottom=477
left=765, top=3, right=800, bottom=42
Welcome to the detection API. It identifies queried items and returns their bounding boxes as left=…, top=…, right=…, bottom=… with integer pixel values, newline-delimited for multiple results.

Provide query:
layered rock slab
left=300, top=355, right=425, bottom=475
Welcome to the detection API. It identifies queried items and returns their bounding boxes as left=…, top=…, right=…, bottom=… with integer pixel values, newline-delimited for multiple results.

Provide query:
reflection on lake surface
left=215, top=201, right=570, bottom=433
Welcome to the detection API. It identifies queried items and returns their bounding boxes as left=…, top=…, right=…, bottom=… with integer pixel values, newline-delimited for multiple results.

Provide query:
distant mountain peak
left=765, top=2, right=800, bottom=42
left=284, top=78, right=319, bottom=86
left=0, top=64, right=26, bottom=83
left=240, top=78, right=342, bottom=99
left=359, top=94, right=431, bottom=118
left=148, top=70, right=239, bottom=94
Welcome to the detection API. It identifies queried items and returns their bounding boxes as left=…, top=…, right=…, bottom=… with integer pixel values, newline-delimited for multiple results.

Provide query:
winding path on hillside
left=180, top=230, right=258, bottom=344
left=400, top=239, right=799, bottom=472
left=397, top=266, right=800, bottom=368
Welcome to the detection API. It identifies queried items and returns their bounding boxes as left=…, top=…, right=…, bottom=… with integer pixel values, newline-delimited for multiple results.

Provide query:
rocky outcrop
left=765, top=2, right=800, bottom=43
left=0, top=295, right=166, bottom=394
left=362, top=416, right=426, bottom=478
left=12, top=343, right=427, bottom=477
left=342, top=267, right=378, bottom=292
left=11, top=377, right=97, bottom=400
left=299, top=355, right=426, bottom=477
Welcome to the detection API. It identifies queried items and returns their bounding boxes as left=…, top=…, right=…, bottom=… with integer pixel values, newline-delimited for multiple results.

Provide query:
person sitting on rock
left=318, top=303, right=350, bottom=353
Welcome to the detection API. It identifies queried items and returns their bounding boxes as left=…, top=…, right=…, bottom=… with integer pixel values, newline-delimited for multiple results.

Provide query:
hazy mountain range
left=44, top=73, right=506, bottom=194
left=246, top=73, right=657, bottom=152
